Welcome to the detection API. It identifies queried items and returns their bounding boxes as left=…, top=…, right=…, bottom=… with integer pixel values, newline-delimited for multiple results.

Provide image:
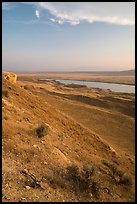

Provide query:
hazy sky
left=2, top=2, right=135, bottom=72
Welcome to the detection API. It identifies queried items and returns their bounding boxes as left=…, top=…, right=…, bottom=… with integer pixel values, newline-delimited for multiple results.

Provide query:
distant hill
left=118, top=69, right=135, bottom=76
left=2, top=69, right=135, bottom=76
left=74, top=69, right=135, bottom=76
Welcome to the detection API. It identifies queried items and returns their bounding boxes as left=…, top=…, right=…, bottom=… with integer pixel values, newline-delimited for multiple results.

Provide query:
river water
left=40, top=78, right=135, bottom=93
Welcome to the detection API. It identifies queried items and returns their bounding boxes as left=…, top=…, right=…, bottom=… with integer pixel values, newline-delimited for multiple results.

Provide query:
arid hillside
left=2, top=73, right=135, bottom=202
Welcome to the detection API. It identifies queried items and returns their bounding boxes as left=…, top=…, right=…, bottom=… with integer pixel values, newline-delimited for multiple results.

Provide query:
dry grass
left=2, top=74, right=135, bottom=202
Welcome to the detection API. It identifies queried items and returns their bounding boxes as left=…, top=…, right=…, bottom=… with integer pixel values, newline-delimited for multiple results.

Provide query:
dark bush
left=66, top=164, right=100, bottom=197
left=64, top=84, right=87, bottom=88
left=82, top=165, right=95, bottom=179
left=119, top=175, right=132, bottom=185
left=24, top=85, right=34, bottom=90
left=116, top=170, right=124, bottom=178
left=2, top=90, right=9, bottom=97
left=35, top=123, right=49, bottom=138
left=101, top=160, right=132, bottom=186
left=67, top=164, right=80, bottom=182
left=91, top=180, right=100, bottom=197
left=102, top=160, right=119, bottom=176
left=4, top=116, right=8, bottom=120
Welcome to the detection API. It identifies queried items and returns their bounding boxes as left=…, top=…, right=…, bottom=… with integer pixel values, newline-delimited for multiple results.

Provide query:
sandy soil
left=2, top=75, right=135, bottom=202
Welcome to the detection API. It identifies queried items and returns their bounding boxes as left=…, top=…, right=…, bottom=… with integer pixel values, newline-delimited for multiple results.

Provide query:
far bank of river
left=39, top=78, right=135, bottom=94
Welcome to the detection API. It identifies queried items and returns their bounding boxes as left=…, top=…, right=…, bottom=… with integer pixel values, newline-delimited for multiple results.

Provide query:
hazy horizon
left=2, top=2, right=135, bottom=72
left=2, top=67, right=135, bottom=74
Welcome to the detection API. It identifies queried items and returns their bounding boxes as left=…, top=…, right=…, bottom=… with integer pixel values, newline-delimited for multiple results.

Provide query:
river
left=40, top=78, right=135, bottom=93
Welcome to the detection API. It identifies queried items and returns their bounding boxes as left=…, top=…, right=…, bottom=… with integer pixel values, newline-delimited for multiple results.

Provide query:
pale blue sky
left=2, top=2, right=135, bottom=72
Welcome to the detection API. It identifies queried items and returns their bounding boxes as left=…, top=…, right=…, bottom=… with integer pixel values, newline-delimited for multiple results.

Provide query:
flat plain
left=17, top=71, right=135, bottom=85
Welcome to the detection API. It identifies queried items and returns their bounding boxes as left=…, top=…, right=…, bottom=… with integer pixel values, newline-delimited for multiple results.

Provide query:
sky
left=2, top=2, right=135, bottom=72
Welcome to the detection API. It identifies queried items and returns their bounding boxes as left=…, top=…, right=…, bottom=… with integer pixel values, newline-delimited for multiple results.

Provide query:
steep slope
left=2, top=76, right=135, bottom=202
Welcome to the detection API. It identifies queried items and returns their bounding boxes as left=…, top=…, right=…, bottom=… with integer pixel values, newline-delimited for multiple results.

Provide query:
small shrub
left=102, top=160, right=119, bottom=175
left=49, top=176, right=66, bottom=189
left=4, top=116, right=8, bottom=120
left=67, top=164, right=80, bottom=182
left=6, top=76, right=10, bottom=80
left=30, top=105, right=35, bottom=109
left=24, top=85, right=34, bottom=90
left=119, top=175, right=132, bottom=185
left=35, top=123, right=49, bottom=138
left=91, top=180, right=100, bottom=197
left=2, top=90, right=9, bottom=97
left=109, top=164, right=118, bottom=175
left=116, top=170, right=124, bottom=178
left=81, top=165, right=98, bottom=194
left=66, top=164, right=100, bottom=197
left=82, top=165, right=95, bottom=179
left=101, top=160, right=132, bottom=186
left=101, top=159, right=111, bottom=167
left=64, top=84, right=87, bottom=88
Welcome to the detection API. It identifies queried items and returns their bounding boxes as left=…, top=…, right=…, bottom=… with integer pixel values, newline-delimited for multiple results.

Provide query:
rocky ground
left=2, top=73, right=135, bottom=202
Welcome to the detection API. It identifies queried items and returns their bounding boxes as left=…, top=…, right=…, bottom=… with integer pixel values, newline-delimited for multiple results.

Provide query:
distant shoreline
left=39, top=78, right=135, bottom=86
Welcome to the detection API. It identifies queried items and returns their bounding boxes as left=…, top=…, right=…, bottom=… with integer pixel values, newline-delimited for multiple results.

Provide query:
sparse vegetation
left=2, top=89, right=9, bottom=97
left=91, top=180, right=100, bottom=197
left=4, top=116, right=8, bottom=120
left=43, top=161, right=132, bottom=200
left=24, top=85, right=34, bottom=90
left=101, top=160, right=132, bottom=186
left=66, top=164, right=100, bottom=198
left=48, top=175, right=66, bottom=189
left=119, top=175, right=132, bottom=185
left=82, top=165, right=95, bottom=179
left=45, top=163, right=100, bottom=199
left=35, top=122, right=49, bottom=138
left=66, top=164, right=80, bottom=182
left=64, top=83, right=87, bottom=88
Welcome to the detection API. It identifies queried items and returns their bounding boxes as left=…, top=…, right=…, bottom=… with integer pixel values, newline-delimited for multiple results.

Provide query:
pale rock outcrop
left=3, top=72, right=17, bottom=83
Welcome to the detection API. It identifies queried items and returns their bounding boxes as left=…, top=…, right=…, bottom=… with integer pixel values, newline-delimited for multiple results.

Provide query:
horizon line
left=2, top=68, right=135, bottom=74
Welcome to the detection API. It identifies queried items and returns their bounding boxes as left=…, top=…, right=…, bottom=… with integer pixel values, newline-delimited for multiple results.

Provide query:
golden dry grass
left=2, top=75, right=135, bottom=202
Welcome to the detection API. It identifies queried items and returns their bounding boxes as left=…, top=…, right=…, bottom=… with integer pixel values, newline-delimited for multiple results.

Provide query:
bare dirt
left=2, top=74, right=135, bottom=202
